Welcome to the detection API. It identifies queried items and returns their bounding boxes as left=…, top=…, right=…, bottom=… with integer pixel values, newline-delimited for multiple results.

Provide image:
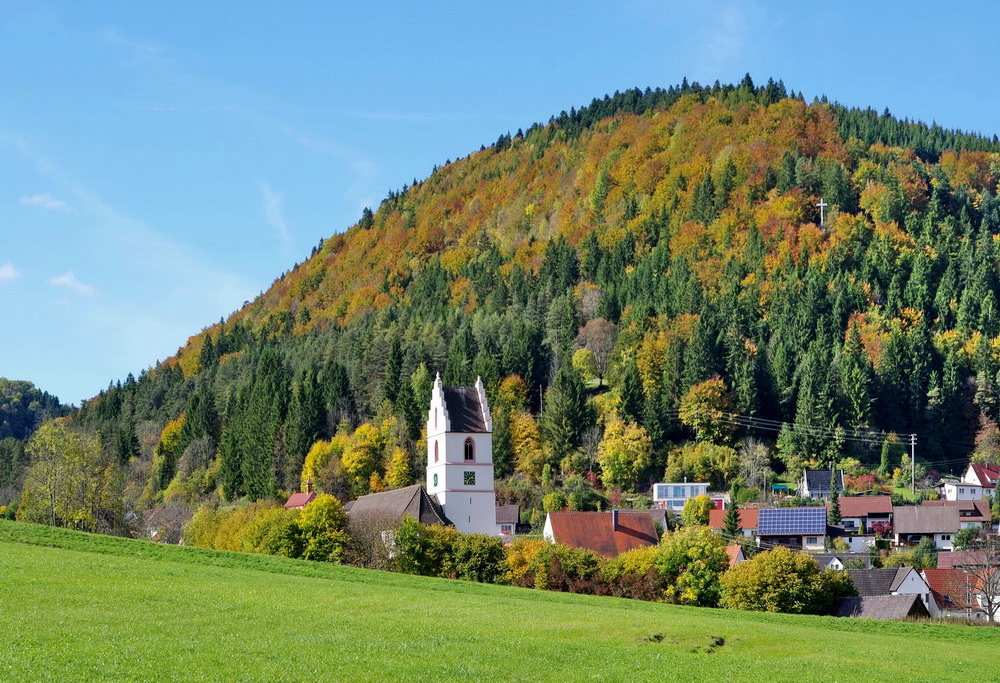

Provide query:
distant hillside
left=2, top=519, right=996, bottom=680
left=55, top=75, right=1000, bottom=518
left=0, top=379, right=71, bottom=503
left=0, top=378, right=69, bottom=441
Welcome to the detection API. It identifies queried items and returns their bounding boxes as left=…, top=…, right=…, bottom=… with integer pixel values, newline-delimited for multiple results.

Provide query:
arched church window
left=464, top=437, right=474, bottom=462
left=434, top=441, right=439, bottom=463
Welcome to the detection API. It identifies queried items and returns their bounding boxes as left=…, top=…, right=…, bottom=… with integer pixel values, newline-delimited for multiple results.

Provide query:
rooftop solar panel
left=757, top=507, right=826, bottom=535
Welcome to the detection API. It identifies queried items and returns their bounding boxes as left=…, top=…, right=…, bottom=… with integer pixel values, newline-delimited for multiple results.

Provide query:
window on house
left=672, top=486, right=684, bottom=498
left=500, top=524, right=513, bottom=534
left=806, top=537, right=817, bottom=545
left=464, top=438, right=474, bottom=461
left=941, top=534, right=951, bottom=541
left=960, top=488, right=965, bottom=495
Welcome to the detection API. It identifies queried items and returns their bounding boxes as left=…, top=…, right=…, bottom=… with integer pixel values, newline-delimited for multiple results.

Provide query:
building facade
left=426, top=374, right=497, bottom=535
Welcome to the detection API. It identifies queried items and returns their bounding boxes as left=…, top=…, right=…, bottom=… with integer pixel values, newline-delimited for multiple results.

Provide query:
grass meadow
left=1, top=519, right=995, bottom=681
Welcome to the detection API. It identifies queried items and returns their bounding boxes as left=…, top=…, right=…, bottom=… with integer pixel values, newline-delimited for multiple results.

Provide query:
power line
left=665, top=407, right=980, bottom=470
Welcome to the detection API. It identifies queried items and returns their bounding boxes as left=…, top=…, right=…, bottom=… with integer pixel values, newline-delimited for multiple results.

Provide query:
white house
left=426, top=374, right=497, bottom=536
left=893, top=506, right=959, bottom=550
left=940, top=480, right=986, bottom=502
left=799, top=469, right=845, bottom=499
left=652, top=481, right=709, bottom=512
left=848, top=567, right=938, bottom=617
left=962, top=463, right=1000, bottom=497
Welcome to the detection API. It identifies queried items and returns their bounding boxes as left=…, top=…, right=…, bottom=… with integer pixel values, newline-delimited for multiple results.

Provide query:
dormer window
left=464, top=437, right=474, bottom=462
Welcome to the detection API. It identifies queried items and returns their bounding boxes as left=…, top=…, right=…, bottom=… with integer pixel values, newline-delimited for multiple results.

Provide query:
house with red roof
left=542, top=510, right=658, bottom=557
left=707, top=508, right=758, bottom=538
left=962, top=463, right=1000, bottom=496
left=923, top=568, right=987, bottom=620
left=284, top=479, right=317, bottom=510
left=724, top=545, right=747, bottom=567
left=838, top=496, right=892, bottom=533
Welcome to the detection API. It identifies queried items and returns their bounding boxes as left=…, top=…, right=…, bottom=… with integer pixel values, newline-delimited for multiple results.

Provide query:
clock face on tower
left=464, top=471, right=476, bottom=486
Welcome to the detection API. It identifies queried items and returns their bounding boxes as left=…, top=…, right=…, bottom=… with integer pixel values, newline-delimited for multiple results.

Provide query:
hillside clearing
left=0, top=520, right=992, bottom=681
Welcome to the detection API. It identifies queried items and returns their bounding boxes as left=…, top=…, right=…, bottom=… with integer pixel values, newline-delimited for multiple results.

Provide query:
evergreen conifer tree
left=828, top=465, right=841, bottom=525
left=723, top=494, right=741, bottom=541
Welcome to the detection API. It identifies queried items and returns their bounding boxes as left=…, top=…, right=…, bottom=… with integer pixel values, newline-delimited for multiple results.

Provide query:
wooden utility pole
left=910, top=433, right=917, bottom=496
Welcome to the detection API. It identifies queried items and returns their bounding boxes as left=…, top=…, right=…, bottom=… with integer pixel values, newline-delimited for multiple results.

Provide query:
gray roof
left=847, top=568, right=914, bottom=596
left=833, top=595, right=930, bottom=620
left=893, top=505, right=960, bottom=534
left=345, top=485, right=451, bottom=527
left=811, top=553, right=873, bottom=570
left=443, top=387, right=487, bottom=433
left=496, top=504, right=519, bottom=525
left=803, top=469, right=845, bottom=493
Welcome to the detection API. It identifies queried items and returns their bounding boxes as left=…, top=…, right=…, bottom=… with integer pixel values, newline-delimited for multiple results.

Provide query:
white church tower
left=426, top=373, right=497, bottom=535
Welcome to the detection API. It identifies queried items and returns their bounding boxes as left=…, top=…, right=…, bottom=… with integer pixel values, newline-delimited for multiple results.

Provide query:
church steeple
left=425, top=375, right=497, bottom=535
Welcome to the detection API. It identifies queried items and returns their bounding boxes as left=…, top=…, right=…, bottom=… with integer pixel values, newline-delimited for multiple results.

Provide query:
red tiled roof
left=969, top=464, right=1000, bottom=488
left=546, top=511, right=657, bottom=557
left=838, top=496, right=893, bottom=518
left=724, top=545, right=745, bottom=567
left=708, top=508, right=759, bottom=531
left=923, top=568, right=979, bottom=610
left=937, top=551, right=988, bottom=569
left=284, top=492, right=316, bottom=509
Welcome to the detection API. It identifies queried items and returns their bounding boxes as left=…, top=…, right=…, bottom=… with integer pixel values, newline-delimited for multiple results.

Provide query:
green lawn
left=0, top=520, right=993, bottom=681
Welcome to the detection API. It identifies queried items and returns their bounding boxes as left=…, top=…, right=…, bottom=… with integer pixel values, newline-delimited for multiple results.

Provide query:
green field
left=0, top=520, right=994, bottom=681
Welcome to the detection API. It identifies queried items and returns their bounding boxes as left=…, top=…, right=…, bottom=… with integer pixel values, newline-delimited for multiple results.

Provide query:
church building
left=426, top=374, right=497, bottom=535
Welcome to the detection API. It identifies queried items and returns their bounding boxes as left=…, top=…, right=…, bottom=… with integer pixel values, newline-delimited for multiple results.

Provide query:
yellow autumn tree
left=384, top=447, right=413, bottom=489
left=511, top=410, right=546, bottom=482
left=300, top=436, right=347, bottom=491
left=596, top=417, right=652, bottom=490
left=341, top=424, right=384, bottom=494
left=679, top=377, right=735, bottom=444
left=147, top=414, right=186, bottom=498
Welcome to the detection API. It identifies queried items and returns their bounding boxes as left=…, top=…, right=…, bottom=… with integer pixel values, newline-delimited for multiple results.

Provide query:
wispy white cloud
left=691, top=1, right=752, bottom=82
left=20, top=193, right=67, bottom=210
left=50, top=271, right=94, bottom=295
left=258, top=180, right=292, bottom=250
left=0, top=262, right=20, bottom=281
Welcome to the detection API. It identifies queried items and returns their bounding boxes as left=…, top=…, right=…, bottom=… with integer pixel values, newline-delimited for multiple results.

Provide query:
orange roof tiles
left=546, top=511, right=657, bottom=557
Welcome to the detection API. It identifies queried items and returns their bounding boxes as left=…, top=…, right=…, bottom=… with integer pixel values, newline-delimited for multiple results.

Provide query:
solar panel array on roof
left=758, top=507, right=826, bottom=535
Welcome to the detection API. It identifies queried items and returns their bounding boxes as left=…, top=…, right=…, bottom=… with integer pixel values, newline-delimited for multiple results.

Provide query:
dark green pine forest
left=9, top=75, right=1000, bottom=529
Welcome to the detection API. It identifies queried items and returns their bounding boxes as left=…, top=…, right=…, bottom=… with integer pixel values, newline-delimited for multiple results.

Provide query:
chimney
left=612, top=508, right=619, bottom=531
left=306, top=477, right=313, bottom=495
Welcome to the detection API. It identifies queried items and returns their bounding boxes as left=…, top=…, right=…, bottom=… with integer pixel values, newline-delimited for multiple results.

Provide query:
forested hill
left=0, top=379, right=70, bottom=503
left=57, top=76, right=1000, bottom=519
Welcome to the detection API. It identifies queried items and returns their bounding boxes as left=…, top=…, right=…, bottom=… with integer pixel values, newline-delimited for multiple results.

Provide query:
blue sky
left=3, top=1, right=1000, bottom=405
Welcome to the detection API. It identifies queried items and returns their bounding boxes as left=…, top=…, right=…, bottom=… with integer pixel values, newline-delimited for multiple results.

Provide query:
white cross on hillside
left=817, top=198, right=828, bottom=227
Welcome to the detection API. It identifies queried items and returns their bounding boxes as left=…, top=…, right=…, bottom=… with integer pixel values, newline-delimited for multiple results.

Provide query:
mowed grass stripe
left=0, top=520, right=992, bottom=681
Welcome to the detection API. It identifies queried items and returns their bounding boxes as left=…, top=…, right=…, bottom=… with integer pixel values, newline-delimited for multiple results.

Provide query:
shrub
left=453, top=533, right=507, bottom=584
left=720, top=547, right=857, bottom=614
left=241, top=507, right=303, bottom=557
left=297, top=493, right=349, bottom=562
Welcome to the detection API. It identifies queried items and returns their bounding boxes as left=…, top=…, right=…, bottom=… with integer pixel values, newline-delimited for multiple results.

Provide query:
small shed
left=833, top=594, right=930, bottom=620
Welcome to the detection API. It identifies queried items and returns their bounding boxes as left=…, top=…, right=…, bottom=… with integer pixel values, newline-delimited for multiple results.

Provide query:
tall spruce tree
left=828, top=465, right=841, bottom=525
left=723, top=494, right=741, bottom=540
